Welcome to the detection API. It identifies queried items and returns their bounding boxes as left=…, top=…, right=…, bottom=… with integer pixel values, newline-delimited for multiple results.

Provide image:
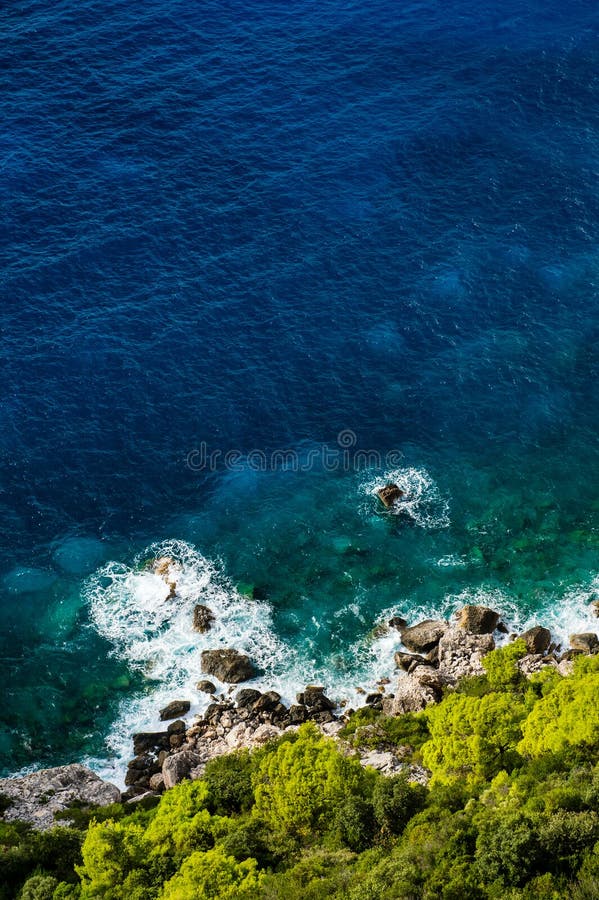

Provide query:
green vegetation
left=4, top=649, right=599, bottom=899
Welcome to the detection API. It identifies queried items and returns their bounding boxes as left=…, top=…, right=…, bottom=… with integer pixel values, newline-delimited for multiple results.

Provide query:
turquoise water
left=2, top=0, right=599, bottom=778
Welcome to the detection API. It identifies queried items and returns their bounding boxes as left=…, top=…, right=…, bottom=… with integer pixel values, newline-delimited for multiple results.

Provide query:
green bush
left=158, top=847, right=263, bottom=899
left=252, top=723, right=375, bottom=843
left=203, top=750, right=254, bottom=816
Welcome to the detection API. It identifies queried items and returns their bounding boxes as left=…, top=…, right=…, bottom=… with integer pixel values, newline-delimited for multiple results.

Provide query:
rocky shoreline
left=2, top=601, right=598, bottom=829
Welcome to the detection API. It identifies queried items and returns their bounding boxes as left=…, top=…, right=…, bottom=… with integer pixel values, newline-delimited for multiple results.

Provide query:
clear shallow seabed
left=2, top=0, right=599, bottom=780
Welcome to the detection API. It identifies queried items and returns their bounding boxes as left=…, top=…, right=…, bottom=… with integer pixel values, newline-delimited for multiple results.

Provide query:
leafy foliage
left=6, top=652, right=599, bottom=899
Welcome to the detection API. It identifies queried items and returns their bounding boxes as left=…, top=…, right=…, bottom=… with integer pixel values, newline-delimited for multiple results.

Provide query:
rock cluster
left=384, top=604, right=590, bottom=715
left=0, top=764, right=120, bottom=831
left=123, top=684, right=338, bottom=798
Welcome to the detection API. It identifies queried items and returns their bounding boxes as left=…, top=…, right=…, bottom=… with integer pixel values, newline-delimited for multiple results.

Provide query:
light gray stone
left=0, top=764, right=120, bottom=830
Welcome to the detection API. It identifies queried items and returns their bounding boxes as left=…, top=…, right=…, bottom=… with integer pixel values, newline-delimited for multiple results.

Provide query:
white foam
left=84, top=540, right=404, bottom=784
left=360, top=466, right=450, bottom=529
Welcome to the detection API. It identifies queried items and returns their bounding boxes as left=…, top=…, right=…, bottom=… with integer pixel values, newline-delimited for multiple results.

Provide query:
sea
left=2, top=0, right=599, bottom=783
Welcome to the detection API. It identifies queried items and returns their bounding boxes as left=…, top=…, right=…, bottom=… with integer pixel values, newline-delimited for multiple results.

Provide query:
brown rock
left=377, top=483, right=405, bottom=508
left=400, top=619, right=447, bottom=653
left=569, top=633, right=599, bottom=653
left=196, top=680, right=216, bottom=694
left=201, top=648, right=256, bottom=683
left=159, top=700, right=191, bottom=721
left=153, top=556, right=175, bottom=577
left=520, top=626, right=552, bottom=654
left=456, top=605, right=500, bottom=634
left=235, top=688, right=262, bottom=708
left=192, top=604, right=215, bottom=633
left=167, top=719, right=186, bottom=735
left=132, top=732, right=169, bottom=756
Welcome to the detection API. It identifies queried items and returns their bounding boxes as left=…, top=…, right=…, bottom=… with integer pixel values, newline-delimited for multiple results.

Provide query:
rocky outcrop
left=192, top=604, right=215, bottom=633
left=201, top=649, right=256, bottom=683
left=0, top=765, right=120, bottom=831
left=399, top=620, right=447, bottom=653
left=437, top=626, right=495, bottom=680
left=159, top=700, right=191, bottom=721
left=456, top=605, right=500, bottom=634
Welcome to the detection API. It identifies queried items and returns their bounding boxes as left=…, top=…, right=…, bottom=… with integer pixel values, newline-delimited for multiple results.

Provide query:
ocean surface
left=2, top=0, right=599, bottom=781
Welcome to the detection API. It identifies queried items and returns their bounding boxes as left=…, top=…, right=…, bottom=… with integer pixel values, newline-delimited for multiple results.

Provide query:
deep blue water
left=2, top=0, right=599, bottom=777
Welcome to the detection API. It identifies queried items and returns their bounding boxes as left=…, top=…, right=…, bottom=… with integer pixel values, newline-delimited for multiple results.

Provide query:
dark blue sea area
left=2, top=0, right=599, bottom=778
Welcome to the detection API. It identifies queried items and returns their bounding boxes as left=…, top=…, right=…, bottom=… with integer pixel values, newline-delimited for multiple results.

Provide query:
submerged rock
left=0, top=764, right=120, bottom=830
left=159, top=700, right=191, bottom=721
left=376, top=483, right=405, bottom=508
left=201, top=648, right=256, bottom=683
left=456, top=605, right=499, bottom=635
left=192, top=604, right=215, bottom=633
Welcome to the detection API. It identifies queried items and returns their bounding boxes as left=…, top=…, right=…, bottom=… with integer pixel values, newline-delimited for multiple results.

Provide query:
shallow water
left=2, top=0, right=599, bottom=777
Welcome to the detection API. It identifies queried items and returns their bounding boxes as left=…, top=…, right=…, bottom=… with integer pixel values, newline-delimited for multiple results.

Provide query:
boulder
left=201, top=649, right=256, bottom=683
left=520, top=626, right=552, bottom=654
left=196, top=680, right=216, bottom=694
left=235, top=688, right=262, bottom=708
left=298, top=685, right=336, bottom=711
left=162, top=750, right=199, bottom=789
left=400, top=619, right=447, bottom=653
left=167, top=719, right=186, bottom=735
left=159, top=700, right=191, bottom=721
left=377, top=483, right=405, bottom=508
left=249, top=724, right=282, bottom=745
left=569, top=633, right=599, bottom=653
left=456, top=605, right=500, bottom=634
left=388, top=616, right=407, bottom=631
left=0, top=764, right=120, bottom=831
left=153, top=556, right=175, bottom=577
left=192, top=604, right=215, bottom=633
left=252, top=691, right=281, bottom=712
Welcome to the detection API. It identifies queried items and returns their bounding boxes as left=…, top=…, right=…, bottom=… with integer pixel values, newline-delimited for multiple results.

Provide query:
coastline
left=3, top=600, right=597, bottom=830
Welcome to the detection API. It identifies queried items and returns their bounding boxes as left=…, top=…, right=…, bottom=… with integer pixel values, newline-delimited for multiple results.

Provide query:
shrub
left=422, top=692, right=526, bottom=784
left=252, top=723, right=375, bottom=843
left=203, top=750, right=254, bottom=816
left=159, top=847, right=263, bottom=899
left=371, top=773, right=427, bottom=836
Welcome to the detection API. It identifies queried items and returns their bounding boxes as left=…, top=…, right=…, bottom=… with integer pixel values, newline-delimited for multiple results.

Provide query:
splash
left=360, top=466, right=450, bottom=528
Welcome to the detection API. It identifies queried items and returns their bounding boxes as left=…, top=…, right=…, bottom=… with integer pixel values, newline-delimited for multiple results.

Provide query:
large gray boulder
left=399, top=620, right=447, bottom=653
left=162, top=750, right=200, bottom=789
left=201, top=648, right=256, bottom=683
left=0, top=764, right=120, bottom=830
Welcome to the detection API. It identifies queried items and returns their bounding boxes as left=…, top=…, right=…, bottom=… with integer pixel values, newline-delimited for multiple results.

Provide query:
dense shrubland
left=3, top=646, right=599, bottom=899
